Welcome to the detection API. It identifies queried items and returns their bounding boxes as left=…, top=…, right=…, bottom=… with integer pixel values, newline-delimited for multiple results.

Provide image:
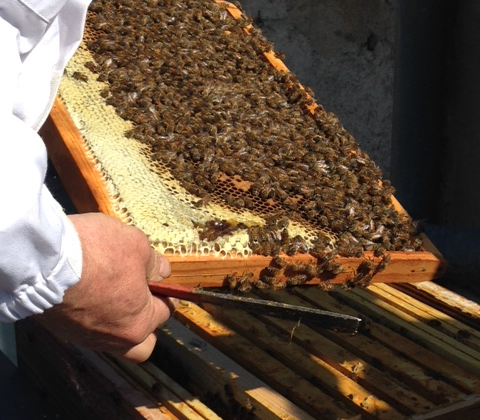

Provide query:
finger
left=146, top=249, right=171, bottom=283
left=120, top=332, right=158, bottom=363
left=150, top=293, right=178, bottom=324
left=117, top=293, right=177, bottom=362
left=154, top=294, right=179, bottom=315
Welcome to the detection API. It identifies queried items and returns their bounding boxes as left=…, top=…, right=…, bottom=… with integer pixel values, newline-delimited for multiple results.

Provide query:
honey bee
left=193, top=196, right=212, bottom=207
left=194, top=175, right=213, bottom=192
left=372, top=253, right=391, bottom=275
left=343, top=259, right=375, bottom=288
left=309, top=243, right=333, bottom=261
left=260, top=276, right=278, bottom=286
left=270, top=281, right=285, bottom=290
left=285, top=235, right=308, bottom=256
left=254, top=280, right=270, bottom=289
left=225, top=194, right=245, bottom=208
left=237, top=272, right=254, bottom=293
left=283, top=197, right=298, bottom=211
left=317, top=280, right=334, bottom=291
left=261, top=266, right=281, bottom=277
left=412, top=236, right=423, bottom=250
left=272, top=256, right=287, bottom=268
left=264, top=213, right=288, bottom=230
left=303, top=264, right=320, bottom=278
left=260, top=241, right=275, bottom=257
left=224, top=273, right=238, bottom=290
left=274, top=50, right=286, bottom=61
left=264, top=228, right=282, bottom=244
left=285, top=262, right=301, bottom=273
left=372, top=244, right=387, bottom=257
left=247, top=225, right=265, bottom=253
left=357, top=259, right=375, bottom=274
left=83, top=60, right=99, bottom=72
left=301, top=200, right=317, bottom=212
left=243, top=196, right=255, bottom=209
left=285, top=262, right=313, bottom=278
left=336, top=239, right=364, bottom=258
left=324, top=261, right=345, bottom=275
left=259, top=185, right=275, bottom=200
left=357, top=273, right=373, bottom=288
left=72, top=71, right=88, bottom=83
left=286, top=275, right=308, bottom=286
left=236, top=282, right=252, bottom=293
left=199, top=219, right=241, bottom=241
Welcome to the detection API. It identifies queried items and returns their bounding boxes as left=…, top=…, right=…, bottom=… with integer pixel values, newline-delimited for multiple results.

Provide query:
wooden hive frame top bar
left=41, top=0, right=446, bottom=287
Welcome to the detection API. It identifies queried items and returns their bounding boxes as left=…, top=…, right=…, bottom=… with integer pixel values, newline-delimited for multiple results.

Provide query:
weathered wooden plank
left=202, top=301, right=434, bottom=418
left=370, top=283, right=480, bottom=351
left=395, top=281, right=480, bottom=322
left=173, top=301, right=395, bottom=419
left=287, top=286, right=480, bottom=395
left=353, top=285, right=480, bottom=363
left=251, top=288, right=461, bottom=411
left=77, top=349, right=178, bottom=420
left=410, top=394, right=480, bottom=420
left=333, top=287, right=480, bottom=376
left=109, top=358, right=221, bottom=420
left=140, top=362, right=223, bottom=420
left=156, top=317, right=320, bottom=420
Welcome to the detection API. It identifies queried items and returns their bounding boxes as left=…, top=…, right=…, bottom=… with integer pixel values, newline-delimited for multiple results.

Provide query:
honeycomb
left=58, top=0, right=423, bottom=287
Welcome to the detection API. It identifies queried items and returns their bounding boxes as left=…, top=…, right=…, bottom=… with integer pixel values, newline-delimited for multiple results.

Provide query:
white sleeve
left=0, top=0, right=90, bottom=322
left=0, top=115, right=83, bottom=322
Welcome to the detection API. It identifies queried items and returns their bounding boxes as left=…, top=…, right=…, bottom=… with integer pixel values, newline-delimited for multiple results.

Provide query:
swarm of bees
left=82, top=0, right=423, bottom=289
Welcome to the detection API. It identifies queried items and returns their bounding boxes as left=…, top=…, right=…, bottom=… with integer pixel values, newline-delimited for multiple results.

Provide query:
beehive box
left=21, top=1, right=480, bottom=419
left=16, top=282, right=480, bottom=419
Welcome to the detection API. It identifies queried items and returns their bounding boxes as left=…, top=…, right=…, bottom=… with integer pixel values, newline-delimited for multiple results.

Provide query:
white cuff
left=0, top=208, right=83, bottom=322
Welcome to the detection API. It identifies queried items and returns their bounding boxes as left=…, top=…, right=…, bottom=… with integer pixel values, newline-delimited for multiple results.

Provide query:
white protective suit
left=0, top=0, right=91, bottom=322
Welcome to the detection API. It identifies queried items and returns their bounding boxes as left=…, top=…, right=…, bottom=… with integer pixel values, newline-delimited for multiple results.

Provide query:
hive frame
left=40, top=1, right=447, bottom=287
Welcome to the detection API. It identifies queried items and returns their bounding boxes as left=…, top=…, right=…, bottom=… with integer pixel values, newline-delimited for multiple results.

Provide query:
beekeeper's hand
left=36, top=213, right=175, bottom=362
